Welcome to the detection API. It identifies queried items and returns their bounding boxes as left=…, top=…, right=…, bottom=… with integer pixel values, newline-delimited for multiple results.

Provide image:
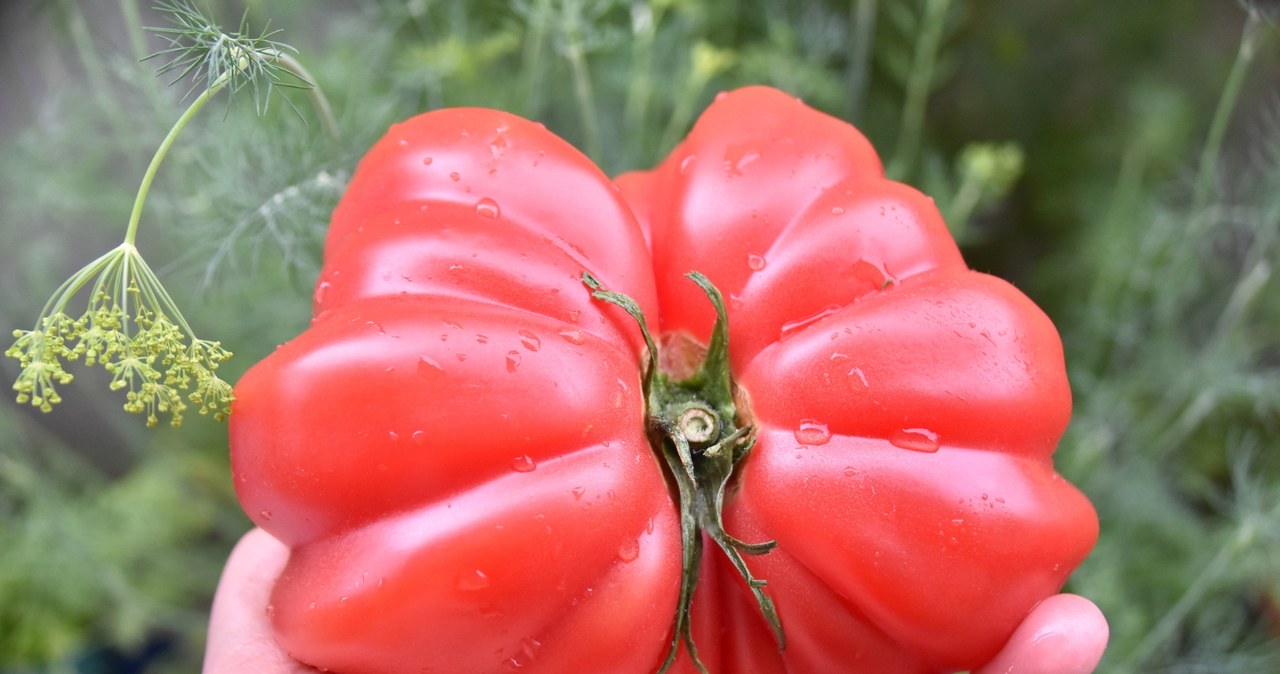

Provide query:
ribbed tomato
left=229, top=86, right=1098, bottom=673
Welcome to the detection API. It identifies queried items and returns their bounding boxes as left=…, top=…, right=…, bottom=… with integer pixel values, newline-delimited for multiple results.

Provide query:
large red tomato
left=230, top=86, right=1098, bottom=673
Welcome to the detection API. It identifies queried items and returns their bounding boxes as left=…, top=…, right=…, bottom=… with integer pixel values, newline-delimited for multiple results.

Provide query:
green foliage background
left=0, top=0, right=1277, bottom=672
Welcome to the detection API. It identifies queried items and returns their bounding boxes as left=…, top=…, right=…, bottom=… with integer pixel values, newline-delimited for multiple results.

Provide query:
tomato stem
left=583, top=271, right=785, bottom=673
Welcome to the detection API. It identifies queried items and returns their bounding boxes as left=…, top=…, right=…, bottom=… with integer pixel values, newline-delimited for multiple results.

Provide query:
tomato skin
left=230, top=87, right=1098, bottom=673
left=620, top=86, right=1095, bottom=672
left=231, top=108, right=682, bottom=672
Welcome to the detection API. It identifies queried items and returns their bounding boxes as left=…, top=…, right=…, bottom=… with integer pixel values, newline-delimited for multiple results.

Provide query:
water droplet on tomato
left=449, top=172, right=461, bottom=182
left=506, top=350, right=522, bottom=372
left=422, top=156, right=433, bottom=165
left=725, top=148, right=761, bottom=176
left=313, top=281, right=331, bottom=305
left=308, top=601, right=317, bottom=610
left=490, top=135, right=508, bottom=160
left=780, top=304, right=842, bottom=339
left=417, top=356, right=443, bottom=377
left=259, top=509, right=272, bottom=521
left=265, top=603, right=275, bottom=618
left=889, top=428, right=940, bottom=453
left=617, top=538, right=640, bottom=563
left=412, top=430, right=427, bottom=445
left=848, top=367, right=869, bottom=388
left=843, top=466, right=858, bottom=477
left=456, top=568, right=490, bottom=592
left=831, top=206, right=846, bottom=215
left=388, top=431, right=400, bottom=442
left=571, top=486, right=586, bottom=501
left=512, top=455, right=537, bottom=472
left=518, top=329, right=541, bottom=351
left=679, top=154, right=697, bottom=174
left=397, top=138, right=408, bottom=148
left=794, top=420, right=831, bottom=446
left=747, top=253, right=767, bottom=271
left=558, top=328, right=584, bottom=344
left=475, top=197, right=500, bottom=219
left=505, top=637, right=543, bottom=669
left=339, top=596, right=349, bottom=606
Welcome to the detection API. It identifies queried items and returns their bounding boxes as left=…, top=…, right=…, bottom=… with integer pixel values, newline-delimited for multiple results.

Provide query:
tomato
left=229, top=86, right=1098, bottom=674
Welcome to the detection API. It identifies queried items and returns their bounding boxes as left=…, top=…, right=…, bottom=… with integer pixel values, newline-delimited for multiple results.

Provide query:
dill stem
left=1124, top=524, right=1251, bottom=669
left=888, top=0, right=950, bottom=181
left=66, top=4, right=135, bottom=158
left=268, top=50, right=341, bottom=147
left=1193, top=12, right=1263, bottom=211
left=565, top=39, right=602, bottom=162
left=658, top=64, right=711, bottom=160
left=945, top=170, right=981, bottom=241
left=133, top=250, right=199, bottom=338
left=556, top=0, right=600, bottom=161
left=123, top=72, right=229, bottom=248
left=120, top=0, right=149, bottom=62
left=624, top=1, right=662, bottom=165
left=37, top=248, right=116, bottom=325
left=847, top=0, right=877, bottom=123
left=519, top=0, right=553, bottom=119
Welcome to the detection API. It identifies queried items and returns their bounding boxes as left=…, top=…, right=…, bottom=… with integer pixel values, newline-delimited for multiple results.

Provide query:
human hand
left=973, top=593, right=1108, bottom=674
left=204, top=528, right=1108, bottom=674
left=203, top=528, right=314, bottom=673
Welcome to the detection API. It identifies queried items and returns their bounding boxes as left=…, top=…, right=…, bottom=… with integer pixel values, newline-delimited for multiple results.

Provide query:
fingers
left=974, top=594, right=1109, bottom=674
left=204, top=527, right=314, bottom=674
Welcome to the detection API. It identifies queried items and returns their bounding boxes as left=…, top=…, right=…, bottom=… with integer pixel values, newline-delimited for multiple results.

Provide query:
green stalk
left=584, top=272, right=782, bottom=674
left=519, top=0, right=553, bottom=118
left=566, top=43, right=602, bottom=160
left=888, top=0, right=950, bottom=181
left=624, top=0, right=664, bottom=164
left=563, top=19, right=602, bottom=162
left=120, top=0, right=148, bottom=62
left=269, top=50, right=341, bottom=147
left=1124, top=523, right=1254, bottom=668
left=123, top=72, right=230, bottom=248
left=847, top=0, right=878, bottom=122
left=120, top=0, right=170, bottom=118
left=1193, top=12, right=1264, bottom=211
left=65, top=2, right=136, bottom=162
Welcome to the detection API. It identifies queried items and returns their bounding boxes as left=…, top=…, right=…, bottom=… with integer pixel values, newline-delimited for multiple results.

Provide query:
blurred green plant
left=1050, top=3, right=1280, bottom=671
left=0, top=409, right=240, bottom=669
left=0, top=0, right=1277, bottom=671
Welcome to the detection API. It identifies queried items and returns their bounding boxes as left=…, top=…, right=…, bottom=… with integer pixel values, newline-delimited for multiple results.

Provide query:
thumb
left=974, top=594, right=1108, bottom=674
left=204, top=527, right=314, bottom=673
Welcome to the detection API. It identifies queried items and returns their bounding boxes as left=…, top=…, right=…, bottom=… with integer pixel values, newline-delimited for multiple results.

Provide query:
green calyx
left=583, top=271, right=784, bottom=674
